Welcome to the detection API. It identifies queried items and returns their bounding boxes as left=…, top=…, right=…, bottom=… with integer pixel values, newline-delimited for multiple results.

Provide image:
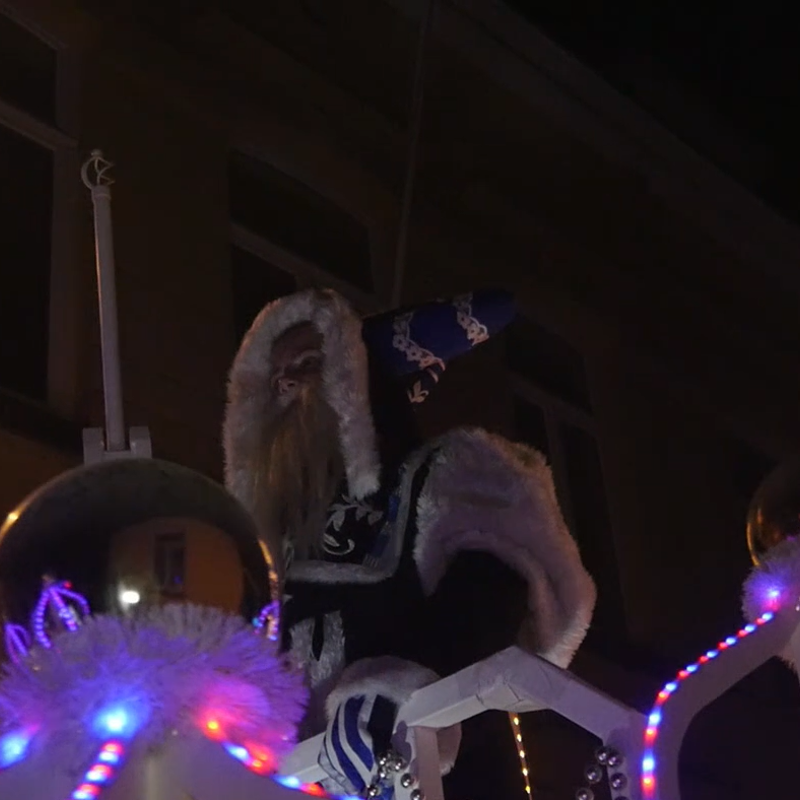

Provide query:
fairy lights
left=202, top=714, right=361, bottom=799
left=32, top=577, right=90, bottom=648
left=510, top=713, right=532, bottom=796
left=253, top=601, right=281, bottom=642
left=69, top=741, right=127, bottom=800
left=641, top=610, right=775, bottom=798
left=0, top=728, right=34, bottom=770
left=3, top=623, right=31, bottom=665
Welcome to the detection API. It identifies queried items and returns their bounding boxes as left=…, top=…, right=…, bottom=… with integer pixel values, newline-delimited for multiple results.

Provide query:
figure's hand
left=317, top=694, right=399, bottom=799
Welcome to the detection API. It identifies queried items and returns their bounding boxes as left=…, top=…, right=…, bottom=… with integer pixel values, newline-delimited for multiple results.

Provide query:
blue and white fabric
left=318, top=694, right=397, bottom=798
left=361, top=289, right=515, bottom=404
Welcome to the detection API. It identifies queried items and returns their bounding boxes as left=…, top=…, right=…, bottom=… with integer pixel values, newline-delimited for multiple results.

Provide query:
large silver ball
left=400, top=774, right=414, bottom=788
left=606, top=750, right=624, bottom=768
left=410, top=790, right=424, bottom=800
left=575, top=789, right=594, bottom=800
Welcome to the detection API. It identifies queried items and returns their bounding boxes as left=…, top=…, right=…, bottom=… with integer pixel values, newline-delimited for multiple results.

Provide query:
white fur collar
left=222, top=289, right=381, bottom=553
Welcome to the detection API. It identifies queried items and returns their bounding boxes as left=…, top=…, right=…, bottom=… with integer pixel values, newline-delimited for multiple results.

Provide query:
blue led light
left=725, top=637, right=737, bottom=646
left=91, top=702, right=145, bottom=739
left=224, top=743, right=250, bottom=763
left=648, top=711, right=662, bottom=727
left=762, top=612, right=775, bottom=622
left=0, top=729, right=32, bottom=769
left=98, top=750, right=120, bottom=765
left=685, top=664, right=698, bottom=673
left=276, top=775, right=302, bottom=789
left=744, top=623, right=756, bottom=634
left=642, top=755, right=655, bottom=772
left=664, top=682, right=677, bottom=692
left=705, top=650, right=718, bottom=659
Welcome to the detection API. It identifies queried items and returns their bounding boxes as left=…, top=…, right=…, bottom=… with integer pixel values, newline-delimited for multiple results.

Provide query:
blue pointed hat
left=361, top=289, right=515, bottom=405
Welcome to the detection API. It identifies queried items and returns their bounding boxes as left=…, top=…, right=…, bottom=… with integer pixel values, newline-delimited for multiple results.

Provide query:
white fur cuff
left=325, top=657, right=462, bottom=775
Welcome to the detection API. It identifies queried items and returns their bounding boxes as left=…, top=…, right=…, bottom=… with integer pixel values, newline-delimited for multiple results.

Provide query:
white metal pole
left=81, top=150, right=126, bottom=452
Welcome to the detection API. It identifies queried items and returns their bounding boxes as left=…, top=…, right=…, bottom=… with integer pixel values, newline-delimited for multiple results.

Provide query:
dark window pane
left=0, top=124, right=53, bottom=401
left=560, top=422, right=626, bottom=634
left=231, top=245, right=297, bottom=344
left=0, top=13, right=57, bottom=124
left=155, top=532, right=186, bottom=598
left=512, top=395, right=550, bottom=457
left=229, top=151, right=373, bottom=292
left=507, top=316, right=592, bottom=411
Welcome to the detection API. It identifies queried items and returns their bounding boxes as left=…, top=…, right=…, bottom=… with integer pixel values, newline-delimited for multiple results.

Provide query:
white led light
left=119, top=589, right=141, bottom=606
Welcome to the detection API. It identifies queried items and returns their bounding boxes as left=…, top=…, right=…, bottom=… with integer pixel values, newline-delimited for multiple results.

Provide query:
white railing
left=281, top=600, right=800, bottom=800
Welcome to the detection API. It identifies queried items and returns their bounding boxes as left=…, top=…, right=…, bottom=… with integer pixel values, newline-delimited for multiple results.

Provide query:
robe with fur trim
left=223, top=289, right=597, bottom=788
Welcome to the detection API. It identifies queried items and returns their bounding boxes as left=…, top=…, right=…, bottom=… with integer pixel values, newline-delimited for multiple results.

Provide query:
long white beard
left=254, top=385, right=344, bottom=564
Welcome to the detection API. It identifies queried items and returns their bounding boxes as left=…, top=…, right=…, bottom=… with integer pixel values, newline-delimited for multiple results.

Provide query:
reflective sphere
left=400, top=774, right=414, bottom=788
left=747, top=456, right=800, bottom=566
left=594, top=746, right=611, bottom=766
left=610, top=773, right=627, bottom=790
left=0, top=459, right=276, bottom=659
left=409, top=790, right=424, bottom=800
left=606, top=749, right=623, bottom=768
left=584, top=763, right=603, bottom=784
left=575, top=789, right=594, bottom=800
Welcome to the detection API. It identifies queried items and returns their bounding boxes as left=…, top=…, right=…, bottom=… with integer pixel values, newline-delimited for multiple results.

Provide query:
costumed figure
left=223, top=287, right=598, bottom=798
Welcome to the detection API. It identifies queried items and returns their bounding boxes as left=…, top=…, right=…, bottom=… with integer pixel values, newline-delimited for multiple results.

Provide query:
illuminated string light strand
left=202, top=715, right=359, bottom=799
left=32, top=578, right=90, bottom=649
left=69, top=740, right=127, bottom=800
left=641, top=611, right=775, bottom=798
left=510, top=713, right=532, bottom=796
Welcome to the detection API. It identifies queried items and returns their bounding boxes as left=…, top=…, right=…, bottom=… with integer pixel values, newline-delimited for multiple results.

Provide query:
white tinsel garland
left=742, top=537, right=800, bottom=671
left=0, top=604, right=307, bottom=771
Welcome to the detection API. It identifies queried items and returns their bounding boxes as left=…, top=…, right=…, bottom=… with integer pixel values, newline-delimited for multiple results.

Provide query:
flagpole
left=80, top=149, right=151, bottom=463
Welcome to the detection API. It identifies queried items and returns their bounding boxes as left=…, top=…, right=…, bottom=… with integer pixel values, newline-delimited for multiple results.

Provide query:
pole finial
left=81, top=150, right=115, bottom=191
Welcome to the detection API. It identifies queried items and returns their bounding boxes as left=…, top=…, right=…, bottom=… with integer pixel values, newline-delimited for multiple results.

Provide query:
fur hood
left=223, top=289, right=382, bottom=545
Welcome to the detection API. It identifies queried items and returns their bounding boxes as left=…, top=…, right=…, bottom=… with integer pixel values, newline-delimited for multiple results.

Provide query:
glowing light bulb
left=93, top=705, right=140, bottom=738
left=0, top=729, right=32, bottom=769
left=119, top=589, right=141, bottom=607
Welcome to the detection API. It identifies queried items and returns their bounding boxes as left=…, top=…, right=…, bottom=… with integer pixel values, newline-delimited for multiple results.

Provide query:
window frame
left=0, top=4, right=82, bottom=442
left=228, top=141, right=386, bottom=316
left=508, top=321, right=626, bottom=633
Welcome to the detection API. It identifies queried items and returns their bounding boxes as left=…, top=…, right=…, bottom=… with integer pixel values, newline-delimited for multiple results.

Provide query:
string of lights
left=509, top=712, right=532, bottom=796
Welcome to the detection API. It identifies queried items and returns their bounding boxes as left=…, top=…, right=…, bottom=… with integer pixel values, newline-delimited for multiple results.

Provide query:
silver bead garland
left=574, top=743, right=628, bottom=798
left=361, top=748, right=422, bottom=799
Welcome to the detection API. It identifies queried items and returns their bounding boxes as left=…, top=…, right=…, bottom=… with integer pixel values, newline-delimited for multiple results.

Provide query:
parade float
left=0, top=151, right=798, bottom=800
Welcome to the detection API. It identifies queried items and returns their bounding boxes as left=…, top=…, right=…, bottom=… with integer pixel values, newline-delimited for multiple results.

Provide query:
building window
left=0, top=11, right=56, bottom=124
left=0, top=9, right=80, bottom=450
left=0, top=123, right=52, bottom=401
left=0, top=11, right=65, bottom=406
left=507, top=316, right=625, bottom=637
left=230, top=244, right=298, bottom=344
left=228, top=150, right=375, bottom=295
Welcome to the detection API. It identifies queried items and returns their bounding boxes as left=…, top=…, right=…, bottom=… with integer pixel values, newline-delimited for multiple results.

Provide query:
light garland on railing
left=509, top=712, right=532, bottom=796
left=641, top=610, right=775, bottom=798
left=68, top=741, right=127, bottom=800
